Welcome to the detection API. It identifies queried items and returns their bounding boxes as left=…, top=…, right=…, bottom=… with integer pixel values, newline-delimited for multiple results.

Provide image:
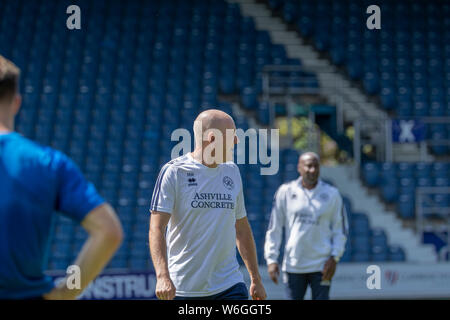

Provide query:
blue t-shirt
left=0, top=132, right=105, bottom=299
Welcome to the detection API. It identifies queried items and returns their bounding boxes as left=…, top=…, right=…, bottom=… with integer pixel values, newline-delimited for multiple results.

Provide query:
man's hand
left=42, top=288, right=65, bottom=300
left=155, top=275, right=176, bottom=300
left=42, top=281, right=78, bottom=300
left=250, top=278, right=267, bottom=300
left=322, top=257, right=337, bottom=281
left=268, top=263, right=280, bottom=284
left=42, top=289, right=63, bottom=300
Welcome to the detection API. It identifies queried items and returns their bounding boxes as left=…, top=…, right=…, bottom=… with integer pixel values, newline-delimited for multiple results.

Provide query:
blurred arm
left=264, top=188, right=285, bottom=266
left=44, top=204, right=123, bottom=300
left=330, top=195, right=348, bottom=260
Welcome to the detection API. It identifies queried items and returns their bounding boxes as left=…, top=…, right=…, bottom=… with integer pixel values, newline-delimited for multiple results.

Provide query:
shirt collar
left=187, top=152, right=223, bottom=177
left=297, top=176, right=321, bottom=193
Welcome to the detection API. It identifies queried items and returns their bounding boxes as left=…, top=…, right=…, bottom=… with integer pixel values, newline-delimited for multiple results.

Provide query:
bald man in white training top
left=264, top=152, right=348, bottom=300
left=149, top=109, right=266, bottom=300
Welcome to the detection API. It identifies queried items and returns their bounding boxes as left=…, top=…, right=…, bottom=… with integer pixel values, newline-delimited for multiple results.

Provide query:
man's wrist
left=266, top=259, right=278, bottom=266
left=156, top=271, right=171, bottom=280
left=250, top=274, right=262, bottom=282
left=331, top=255, right=339, bottom=263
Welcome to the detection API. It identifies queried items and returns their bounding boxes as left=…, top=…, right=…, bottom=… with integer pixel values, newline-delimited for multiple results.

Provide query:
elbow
left=103, top=222, right=124, bottom=248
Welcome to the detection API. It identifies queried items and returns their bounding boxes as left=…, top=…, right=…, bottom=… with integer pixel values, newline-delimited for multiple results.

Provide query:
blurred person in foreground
left=149, top=109, right=266, bottom=300
left=264, top=152, right=348, bottom=300
left=0, top=55, right=123, bottom=300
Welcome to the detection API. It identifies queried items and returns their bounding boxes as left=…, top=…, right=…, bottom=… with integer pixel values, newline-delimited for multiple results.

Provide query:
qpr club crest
left=223, top=176, right=234, bottom=190
left=319, top=193, right=329, bottom=201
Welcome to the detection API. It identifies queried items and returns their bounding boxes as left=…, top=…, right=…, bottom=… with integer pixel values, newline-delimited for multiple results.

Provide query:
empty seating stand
left=362, top=162, right=449, bottom=219
left=1, top=0, right=403, bottom=271
left=268, top=0, right=450, bottom=155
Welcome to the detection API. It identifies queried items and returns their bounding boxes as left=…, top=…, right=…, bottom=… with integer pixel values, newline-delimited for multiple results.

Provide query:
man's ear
left=12, top=94, right=21, bottom=116
left=208, top=132, right=215, bottom=143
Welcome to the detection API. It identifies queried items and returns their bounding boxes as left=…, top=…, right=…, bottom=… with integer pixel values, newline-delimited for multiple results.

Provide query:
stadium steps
left=228, top=0, right=433, bottom=162
left=321, top=165, right=438, bottom=263
left=228, top=0, right=382, bottom=122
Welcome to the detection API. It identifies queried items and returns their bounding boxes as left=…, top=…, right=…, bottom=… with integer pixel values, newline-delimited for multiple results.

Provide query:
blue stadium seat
left=380, top=162, right=396, bottom=184
left=352, top=235, right=370, bottom=254
left=432, top=163, right=449, bottom=177
left=398, top=193, right=415, bottom=219
left=362, top=162, right=379, bottom=187
left=414, top=162, right=432, bottom=179
left=340, top=241, right=352, bottom=262
left=351, top=214, right=370, bottom=237
left=371, top=245, right=388, bottom=262
left=371, top=228, right=388, bottom=248
left=388, top=245, right=406, bottom=262
left=381, top=179, right=399, bottom=203
left=397, top=162, right=414, bottom=179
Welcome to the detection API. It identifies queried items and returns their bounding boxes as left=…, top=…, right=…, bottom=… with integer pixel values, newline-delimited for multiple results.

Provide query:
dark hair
left=0, top=55, right=20, bottom=104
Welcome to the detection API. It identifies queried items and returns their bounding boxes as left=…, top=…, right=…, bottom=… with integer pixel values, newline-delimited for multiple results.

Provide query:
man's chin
left=304, top=178, right=318, bottom=186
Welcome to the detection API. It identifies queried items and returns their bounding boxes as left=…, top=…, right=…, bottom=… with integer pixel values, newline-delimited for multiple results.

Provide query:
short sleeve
left=235, top=170, right=247, bottom=220
left=150, top=163, right=177, bottom=214
left=54, top=151, right=105, bottom=223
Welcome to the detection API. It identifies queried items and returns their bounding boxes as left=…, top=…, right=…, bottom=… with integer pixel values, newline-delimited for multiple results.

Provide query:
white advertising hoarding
left=244, top=263, right=450, bottom=299
left=49, top=263, right=450, bottom=299
left=330, top=262, right=450, bottom=299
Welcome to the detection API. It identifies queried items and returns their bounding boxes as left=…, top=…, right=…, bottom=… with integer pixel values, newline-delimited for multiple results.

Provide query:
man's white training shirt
left=264, top=177, right=348, bottom=274
left=150, top=153, right=246, bottom=297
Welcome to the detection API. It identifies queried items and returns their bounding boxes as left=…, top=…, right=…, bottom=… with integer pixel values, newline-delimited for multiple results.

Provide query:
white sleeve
left=264, top=185, right=286, bottom=265
left=150, top=163, right=177, bottom=214
left=235, top=171, right=247, bottom=220
left=330, top=193, right=348, bottom=259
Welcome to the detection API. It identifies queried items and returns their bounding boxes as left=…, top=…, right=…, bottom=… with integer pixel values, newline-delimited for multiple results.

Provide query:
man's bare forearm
left=48, top=204, right=123, bottom=300
left=149, top=226, right=170, bottom=279
left=70, top=231, right=122, bottom=295
left=236, top=221, right=262, bottom=282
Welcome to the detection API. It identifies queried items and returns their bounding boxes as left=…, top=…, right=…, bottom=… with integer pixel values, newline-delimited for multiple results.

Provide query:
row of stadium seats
left=362, top=162, right=449, bottom=219
left=268, top=0, right=450, bottom=155
left=2, top=0, right=313, bottom=124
